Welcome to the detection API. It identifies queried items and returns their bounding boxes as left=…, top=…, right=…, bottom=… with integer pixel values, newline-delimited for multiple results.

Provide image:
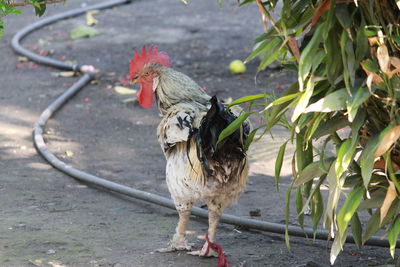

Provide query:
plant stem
left=8, top=0, right=64, bottom=7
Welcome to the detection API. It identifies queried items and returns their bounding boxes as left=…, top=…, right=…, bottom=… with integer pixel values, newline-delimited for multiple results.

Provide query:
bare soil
left=0, top=0, right=397, bottom=266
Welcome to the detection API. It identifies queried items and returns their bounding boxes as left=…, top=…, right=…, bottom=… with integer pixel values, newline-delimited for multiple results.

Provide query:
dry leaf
left=58, top=71, right=76, bottom=77
left=377, top=44, right=390, bottom=74
left=288, top=37, right=300, bottom=63
left=368, top=37, right=379, bottom=46
left=65, top=150, right=74, bottom=157
left=311, top=0, right=330, bottom=25
left=374, top=125, right=400, bottom=158
left=86, top=10, right=99, bottom=26
left=380, top=181, right=397, bottom=224
left=390, top=57, right=400, bottom=70
left=18, top=56, right=29, bottom=62
left=114, top=86, right=137, bottom=95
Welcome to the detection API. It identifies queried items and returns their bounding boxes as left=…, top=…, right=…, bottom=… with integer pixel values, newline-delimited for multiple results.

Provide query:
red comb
left=129, top=45, right=170, bottom=77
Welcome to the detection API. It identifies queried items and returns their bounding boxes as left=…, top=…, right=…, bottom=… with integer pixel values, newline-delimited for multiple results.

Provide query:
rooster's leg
left=157, top=200, right=193, bottom=252
left=188, top=208, right=221, bottom=257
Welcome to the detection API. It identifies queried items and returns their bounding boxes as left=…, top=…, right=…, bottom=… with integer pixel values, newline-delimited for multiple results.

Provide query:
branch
left=8, top=0, right=65, bottom=7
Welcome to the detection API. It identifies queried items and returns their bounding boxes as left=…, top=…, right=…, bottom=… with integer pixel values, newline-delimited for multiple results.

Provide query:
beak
left=130, top=76, right=139, bottom=84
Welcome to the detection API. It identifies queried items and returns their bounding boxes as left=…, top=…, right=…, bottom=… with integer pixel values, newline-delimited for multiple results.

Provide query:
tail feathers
left=195, top=96, right=249, bottom=177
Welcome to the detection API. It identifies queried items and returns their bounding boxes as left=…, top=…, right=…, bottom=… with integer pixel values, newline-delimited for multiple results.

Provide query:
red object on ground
left=205, top=233, right=230, bottom=267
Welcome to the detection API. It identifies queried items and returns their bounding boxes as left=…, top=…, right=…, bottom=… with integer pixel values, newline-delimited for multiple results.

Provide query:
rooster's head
left=129, top=45, right=171, bottom=108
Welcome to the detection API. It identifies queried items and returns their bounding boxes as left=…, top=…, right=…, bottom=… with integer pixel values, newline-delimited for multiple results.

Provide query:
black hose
left=10, top=0, right=396, bottom=249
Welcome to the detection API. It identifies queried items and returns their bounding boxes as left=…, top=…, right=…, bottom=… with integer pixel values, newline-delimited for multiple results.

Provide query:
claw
left=156, top=234, right=193, bottom=253
left=187, top=241, right=218, bottom=257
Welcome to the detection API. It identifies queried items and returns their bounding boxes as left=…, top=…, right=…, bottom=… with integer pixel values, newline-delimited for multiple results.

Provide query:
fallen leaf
left=65, top=150, right=74, bottom=157
left=86, top=10, right=99, bottom=26
left=53, top=71, right=76, bottom=77
left=380, top=181, right=397, bottom=224
left=374, top=125, right=400, bottom=158
left=377, top=44, right=390, bottom=74
left=114, top=86, right=137, bottom=95
left=82, top=97, right=91, bottom=103
left=70, top=26, right=99, bottom=40
left=122, top=97, right=138, bottom=103
left=18, top=56, right=29, bottom=62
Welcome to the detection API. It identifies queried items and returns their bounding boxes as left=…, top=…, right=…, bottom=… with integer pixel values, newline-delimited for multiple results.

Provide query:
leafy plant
left=0, top=0, right=63, bottom=38
left=220, top=0, right=400, bottom=263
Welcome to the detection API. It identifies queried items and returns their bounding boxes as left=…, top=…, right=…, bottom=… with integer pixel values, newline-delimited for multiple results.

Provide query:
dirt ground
left=0, top=0, right=397, bottom=266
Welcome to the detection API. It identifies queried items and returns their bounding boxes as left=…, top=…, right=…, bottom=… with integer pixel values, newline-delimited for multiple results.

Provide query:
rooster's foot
left=156, top=236, right=193, bottom=253
left=187, top=242, right=218, bottom=257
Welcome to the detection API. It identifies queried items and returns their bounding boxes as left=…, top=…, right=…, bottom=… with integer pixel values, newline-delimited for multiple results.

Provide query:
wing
left=157, top=103, right=206, bottom=153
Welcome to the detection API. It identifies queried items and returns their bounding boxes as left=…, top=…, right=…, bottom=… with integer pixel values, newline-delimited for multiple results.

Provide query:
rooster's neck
left=153, top=67, right=211, bottom=115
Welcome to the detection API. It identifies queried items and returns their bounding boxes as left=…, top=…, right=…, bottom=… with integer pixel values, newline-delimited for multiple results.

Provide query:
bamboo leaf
left=296, top=187, right=304, bottom=229
left=362, top=209, right=381, bottom=245
left=346, top=87, right=371, bottom=122
left=292, top=77, right=314, bottom=122
left=295, top=157, right=335, bottom=186
left=298, top=24, right=324, bottom=91
left=312, top=115, right=350, bottom=139
left=360, top=125, right=393, bottom=188
left=227, top=94, right=265, bottom=108
left=330, top=229, right=347, bottom=265
left=351, top=212, right=363, bottom=249
left=304, top=88, right=348, bottom=113
left=243, top=127, right=260, bottom=152
left=374, top=126, right=400, bottom=158
left=217, top=112, right=252, bottom=145
left=380, top=182, right=397, bottom=224
left=337, top=187, right=364, bottom=239
left=388, top=216, right=400, bottom=258
left=311, top=188, right=324, bottom=235
left=275, top=141, right=288, bottom=191
left=285, top=184, right=293, bottom=251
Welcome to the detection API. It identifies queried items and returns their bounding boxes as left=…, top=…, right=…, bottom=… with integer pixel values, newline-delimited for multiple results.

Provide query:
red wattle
left=137, top=82, right=153, bottom=108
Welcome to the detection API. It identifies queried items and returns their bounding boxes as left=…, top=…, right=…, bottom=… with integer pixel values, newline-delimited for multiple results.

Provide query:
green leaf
left=269, top=92, right=301, bottom=106
left=355, top=17, right=369, bottom=64
left=330, top=228, right=347, bottom=264
left=227, top=94, right=265, bottom=108
left=243, top=127, right=259, bottom=152
left=34, top=0, right=46, bottom=17
left=388, top=216, right=400, bottom=258
left=298, top=23, right=324, bottom=91
left=295, top=157, right=335, bottom=186
left=217, top=112, right=252, bottom=145
left=361, top=59, right=379, bottom=73
left=265, top=82, right=299, bottom=131
left=358, top=188, right=386, bottom=210
left=0, top=21, right=3, bottom=40
left=291, top=76, right=314, bottom=122
left=295, top=187, right=304, bottom=229
left=304, top=88, right=348, bottom=113
left=335, top=139, right=356, bottom=180
left=275, top=141, right=288, bottom=191
left=258, top=40, right=284, bottom=71
left=311, top=188, right=323, bottom=235
left=285, top=183, right=293, bottom=251
left=360, top=125, right=393, bottom=188
left=346, top=87, right=370, bottom=122
left=312, top=115, right=350, bottom=139
left=351, top=212, right=363, bottom=249
left=337, top=187, right=364, bottom=239
left=70, top=26, right=99, bottom=40
left=362, top=208, right=381, bottom=244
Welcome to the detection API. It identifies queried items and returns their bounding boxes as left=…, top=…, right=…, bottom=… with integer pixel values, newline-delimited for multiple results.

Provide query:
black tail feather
left=195, top=96, right=249, bottom=177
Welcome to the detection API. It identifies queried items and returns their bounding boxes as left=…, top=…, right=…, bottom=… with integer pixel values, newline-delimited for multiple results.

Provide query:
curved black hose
left=10, top=0, right=395, bottom=249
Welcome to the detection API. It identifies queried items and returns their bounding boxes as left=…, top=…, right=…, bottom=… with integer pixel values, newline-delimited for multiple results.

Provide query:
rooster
left=129, top=46, right=249, bottom=265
